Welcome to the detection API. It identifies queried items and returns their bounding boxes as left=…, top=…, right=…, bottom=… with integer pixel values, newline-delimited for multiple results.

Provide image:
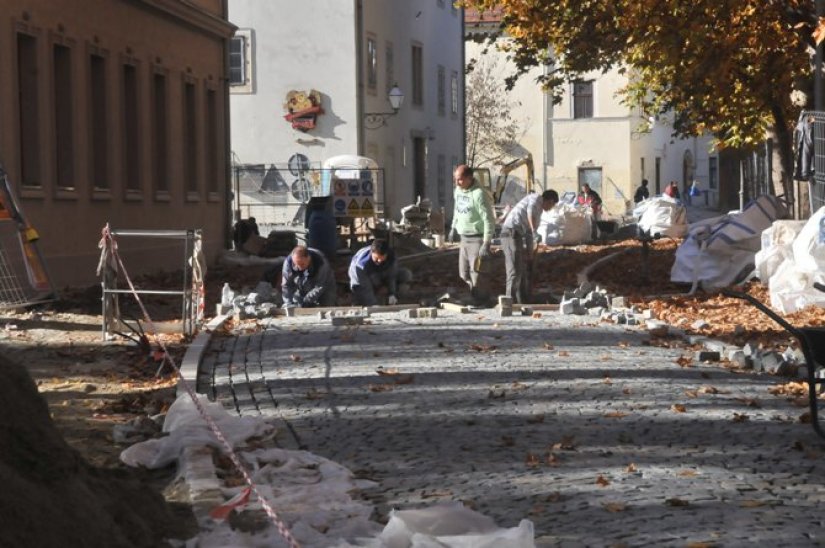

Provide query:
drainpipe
left=461, top=7, right=466, bottom=164
left=817, top=0, right=825, bottom=112
left=222, top=0, right=233, bottom=248
left=355, top=0, right=365, bottom=156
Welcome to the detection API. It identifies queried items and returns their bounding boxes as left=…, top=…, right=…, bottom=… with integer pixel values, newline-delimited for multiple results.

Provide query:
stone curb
left=177, top=313, right=231, bottom=399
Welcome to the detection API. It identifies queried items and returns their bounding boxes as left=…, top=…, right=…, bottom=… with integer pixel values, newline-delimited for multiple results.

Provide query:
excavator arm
left=492, top=153, right=535, bottom=204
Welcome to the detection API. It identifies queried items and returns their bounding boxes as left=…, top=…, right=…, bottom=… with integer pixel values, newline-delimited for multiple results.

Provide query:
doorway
left=413, top=137, right=426, bottom=201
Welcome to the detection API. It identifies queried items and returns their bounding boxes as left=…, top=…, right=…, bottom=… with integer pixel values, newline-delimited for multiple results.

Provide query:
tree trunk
left=769, top=104, right=795, bottom=215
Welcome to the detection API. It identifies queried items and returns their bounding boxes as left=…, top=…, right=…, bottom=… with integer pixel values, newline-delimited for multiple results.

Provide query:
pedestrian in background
left=500, top=190, right=559, bottom=304
left=634, top=179, right=650, bottom=204
left=448, top=164, right=496, bottom=306
left=348, top=239, right=411, bottom=306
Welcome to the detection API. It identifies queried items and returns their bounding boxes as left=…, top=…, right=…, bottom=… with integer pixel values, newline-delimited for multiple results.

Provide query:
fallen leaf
left=799, top=412, right=812, bottom=424
left=595, top=474, right=610, bottom=487
left=604, top=411, right=628, bottom=418
left=377, top=368, right=400, bottom=376
left=532, top=312, right=542, bottom=319
left=671, top=404, right=687, bottom=413
left=625, top=463, right=637, bottom=473
left=684, top=389, right=699, bottom=398
left=622, top=387, right=632, bottom=395
left=735, top=397, right=761, bottom=408
left=603, top=502, right=627, bottom=512
left=557, top=350, right=570, bottom=357
left=543, top=343, right=555, bottom=350
left=488, top=388, right=506, bottom=399
left=732, top=413, right=749, bottom=423
left=545, top=452, right=560, bottom=466
left=290, top=354, right=302, bottom=362
left=617, top=341, right=630, bottom=348
left=698, top=385, right=729, bottom=395
left=666, top=498, right=690, bottom=507
left=675, top=356, right=693, bottom=368
left=368, top=383, right=393, bottom=392
left=740, top=500, right=766, bottom=508
left=551, top=436, right=577, bottom=451
left=678, top=469, right=698, bottom=477
left=525, top=453, right=540, bottom=467
left=470, top=343, right=497, bottom=352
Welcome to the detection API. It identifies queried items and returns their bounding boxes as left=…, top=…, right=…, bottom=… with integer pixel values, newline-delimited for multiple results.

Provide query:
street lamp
left=364, top=84, right=404, bottom=129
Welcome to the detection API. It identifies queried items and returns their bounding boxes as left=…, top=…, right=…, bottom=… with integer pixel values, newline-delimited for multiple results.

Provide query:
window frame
left=572, top=80, right=594, bottom=119
left=229, top=29, right=254, bottom=94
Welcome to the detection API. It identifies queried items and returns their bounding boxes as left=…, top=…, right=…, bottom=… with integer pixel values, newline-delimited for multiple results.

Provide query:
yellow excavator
left=473, top=153, right=537, bottom=214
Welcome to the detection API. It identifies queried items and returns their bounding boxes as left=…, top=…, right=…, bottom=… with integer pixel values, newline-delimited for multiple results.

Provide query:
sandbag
left=633, top=196, right=687, bottom=238
left=538, top=204, right=593, bottom=245
left=754, top=221, right=806, bottom=283
left=768, top=206, right=825, bottom=313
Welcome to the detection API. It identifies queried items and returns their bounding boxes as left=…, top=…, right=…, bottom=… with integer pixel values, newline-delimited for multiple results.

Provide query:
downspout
left=461, top=7, right=466, bottom=163
left=222, top=0, right=233, bottom=248
left=355, top=0, right=365, bottom=156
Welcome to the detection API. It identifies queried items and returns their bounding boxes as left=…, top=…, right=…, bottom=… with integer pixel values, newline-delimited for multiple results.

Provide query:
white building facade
left=466, top=12, right=720, bottom=217
left=229, top=0, right=464, bottom=222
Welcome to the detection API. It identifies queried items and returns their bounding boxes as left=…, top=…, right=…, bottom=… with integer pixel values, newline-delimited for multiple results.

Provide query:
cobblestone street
left=200, top=310, right=825, bottom=547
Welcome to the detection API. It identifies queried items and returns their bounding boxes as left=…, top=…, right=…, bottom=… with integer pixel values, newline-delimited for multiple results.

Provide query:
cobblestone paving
left=200, top=310, right=825, bottom=547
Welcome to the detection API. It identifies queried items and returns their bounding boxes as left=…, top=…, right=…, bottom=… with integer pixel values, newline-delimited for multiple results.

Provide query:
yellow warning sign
left=347, top=199, right=361, bottom=216
left=361, top=198, right=374, bottom=216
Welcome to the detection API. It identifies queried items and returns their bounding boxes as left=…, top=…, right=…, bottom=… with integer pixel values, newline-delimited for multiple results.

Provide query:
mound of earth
left=0, top=354, right=188, bottom=548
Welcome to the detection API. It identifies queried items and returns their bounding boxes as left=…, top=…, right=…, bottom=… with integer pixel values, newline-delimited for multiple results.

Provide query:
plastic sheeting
left=123, top=394, right=536, bottom=548
left=633, top=196, right=688, bottom=238
left=671, top=196, right=786, bottom=290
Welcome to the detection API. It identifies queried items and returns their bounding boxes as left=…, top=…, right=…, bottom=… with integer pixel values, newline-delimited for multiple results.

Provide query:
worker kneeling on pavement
left=349, top=239, right=412, bottom=306
left=281, top=245, right=337, bottom=308
left=500, top=190, right=558, bottom=304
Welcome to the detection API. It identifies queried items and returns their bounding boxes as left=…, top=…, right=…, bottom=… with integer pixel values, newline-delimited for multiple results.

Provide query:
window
left=709, top=157, right=718, bottom=190
left=53, top=44, right=74, bottom=190
left=450, top=71, right=459, bottom=115
left=229, top=30, right=253, bottom=93
left=366, top=36, right=377, bottom=92
left=578, top=167, right=602, bottom=194
left=385, top=42, right=394, bottom=94
left=183, top=81, right=198, bottom=195
left=205, top=87, right=219, bottom=195
left=90, top=53, right=108, bottom=190
left=437, top=65, right=446, bottom=116
left=17, top=33, right=41, bottom=187
left=412, top=44, right=423, bottom=106
left=152, top=72, right=168, bottom=194
left=572, top=80, right=593, bottom=119
left=122, top=63, right=140, bottom=192
left=229, top=36, right=245, bottom=85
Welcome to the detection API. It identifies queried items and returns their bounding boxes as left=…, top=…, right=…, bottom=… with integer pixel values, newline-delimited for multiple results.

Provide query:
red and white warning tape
left=99, top=225, right=301, bottom=548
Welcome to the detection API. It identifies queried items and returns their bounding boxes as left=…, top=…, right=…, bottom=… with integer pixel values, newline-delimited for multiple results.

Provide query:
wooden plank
left=439, top=302, right=470, bottom=313
left=513, top=303, right=559, bottom=311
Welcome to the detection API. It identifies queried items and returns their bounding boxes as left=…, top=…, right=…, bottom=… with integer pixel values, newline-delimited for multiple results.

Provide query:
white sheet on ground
left=671, top=195, right=786, bottom=289
left=124, top=394, right=535, bottom=548
left=633, top=196, right=687, bottom=238
left=768, top=206, right=825, bottom=313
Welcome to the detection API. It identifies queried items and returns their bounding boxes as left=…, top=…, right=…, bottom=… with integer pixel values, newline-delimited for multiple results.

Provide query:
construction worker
left=280, top=245, right=337, bottom=308
left=448, top=164, right=496, bottom=306
left=500, top=190, right=559, bottom=304
left=348, top=239, right=411, bottom=306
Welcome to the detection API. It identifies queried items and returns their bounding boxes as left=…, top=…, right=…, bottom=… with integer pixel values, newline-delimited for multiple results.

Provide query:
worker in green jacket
left=448, top=164, right=496, bottom=306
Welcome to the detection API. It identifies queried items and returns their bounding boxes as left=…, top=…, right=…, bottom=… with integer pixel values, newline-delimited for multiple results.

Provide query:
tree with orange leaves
left=462, top=0, right=819, bottom=199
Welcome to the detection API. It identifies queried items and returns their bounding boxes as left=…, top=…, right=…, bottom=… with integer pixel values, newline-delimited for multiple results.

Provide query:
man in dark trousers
left=348, top=239, right=411, bottom=306
left=280, top=245, right=337, bottom=308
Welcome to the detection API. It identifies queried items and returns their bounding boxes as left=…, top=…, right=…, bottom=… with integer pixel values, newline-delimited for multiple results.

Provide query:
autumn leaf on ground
left=532, top=312, right=542, bottom=319
left=678, top=469, right=698, bottom=477
left=545, top=452, right=560, bottom=466
left=698, top=385, right=728, bottom=395
left=488, top=388, right=506, bottom=399
left=675, top=356, right=693, bottom=368
left=470, top=343, right=497, bottom=352
left=603, top=502, right=627, bottom=513
left=305, top=388, right=326, bottom=400
left=557, top=350, right=570, bottom=357
left=595, top=474, right=610, bottom=487
left=799, top=412, right=812, bottom=424
left=622, top=387, right=632, bottom=395
left=377, top=368, right=400, bottom=376
left=525, top=453, right=540, bottom=467
left=732, top=413, right=749, bottom=423
left=603, top=376, right=613, bottom=385
left=289, top=354, right=302, bottom=362
left=625, top=463, right=638, bottom=473
left=551, top=436, right=577, bottom=451
left=671, top=404, right=687, bottom=413
left=684, top=389, right=699, bottom=398
left=617, top=341, right=630, bottom=348
left=368, top=383, right=393, bottom=393
left=511, top=381, right=528, bottom=390
left=604, top=411, right=628, bottom=418
left=666, top=498, right=690, bottom=507
left=543, top=343, right=555, bottom=350
left=740, top=500, right=767, bottom=508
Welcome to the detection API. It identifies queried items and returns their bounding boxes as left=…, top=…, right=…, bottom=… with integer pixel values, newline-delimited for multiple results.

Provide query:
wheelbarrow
left=722, top=284, right=825, bottom=439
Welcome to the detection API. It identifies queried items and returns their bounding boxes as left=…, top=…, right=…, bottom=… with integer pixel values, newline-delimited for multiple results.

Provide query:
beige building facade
left=0, top=0, right=234, bottom=287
